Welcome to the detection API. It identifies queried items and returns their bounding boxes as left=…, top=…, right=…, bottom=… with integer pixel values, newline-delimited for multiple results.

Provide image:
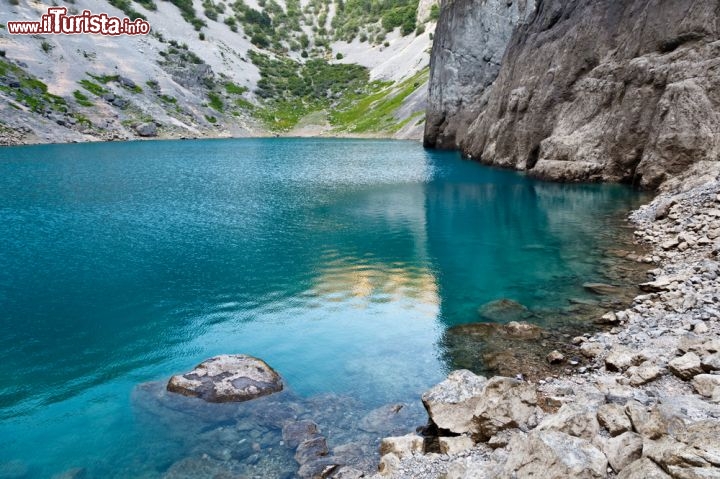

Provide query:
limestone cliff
left=424, top=0, right=536, bottom=149
left=427, top=0, right=720, bottom=189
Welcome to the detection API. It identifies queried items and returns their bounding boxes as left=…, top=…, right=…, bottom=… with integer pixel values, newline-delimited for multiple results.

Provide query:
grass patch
left=0, top=60, right=69, bottom=114
left=207, top=92, right=224, bottom=112
left=166, top=0, right=206, bottom=30
left=330, top=67, right=428, bottom=133
left=73, top=90, right=94, bottom=107
left=249, top=50, right=370, bottom=131
left=71, top=113, right=93, bottom=128
left=78, top=79, right=109, bottom=96
left=107, top=0, right=146, bottom=20
left=89, top=73, right=119, bottom=84
left=224, top=82, right=248, bottom=95
left=134, top=0, right=157, bottom=10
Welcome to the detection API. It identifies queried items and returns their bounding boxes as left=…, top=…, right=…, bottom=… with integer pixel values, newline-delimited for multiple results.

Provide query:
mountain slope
left=0, top=0, right=438, bottom=144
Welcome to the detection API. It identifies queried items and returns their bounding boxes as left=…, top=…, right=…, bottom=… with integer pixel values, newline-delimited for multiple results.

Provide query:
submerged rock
left=477, top=299, right=531, bottom=323
left=450, top=320, right=542, bottom=341
left=0, top=461, right=29, bottom=479
left=583, top=283, right=620, bottom=296
left=167, top=354, right=283, bottom=403
left=283, top=420, right=319, bottom=448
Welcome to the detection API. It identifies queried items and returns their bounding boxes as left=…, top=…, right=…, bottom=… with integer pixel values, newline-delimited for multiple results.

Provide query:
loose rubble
left=370, top=179, right=720, bottom=478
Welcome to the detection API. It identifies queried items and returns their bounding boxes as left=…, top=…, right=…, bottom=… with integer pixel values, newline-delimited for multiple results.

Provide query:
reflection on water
left=0, top=138, right=646, bottom=477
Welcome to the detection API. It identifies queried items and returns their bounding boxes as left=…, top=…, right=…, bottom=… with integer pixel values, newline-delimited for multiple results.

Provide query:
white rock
left=438, top=436, right=475, bottom=455
left=421, top=370, right=487, bottom=435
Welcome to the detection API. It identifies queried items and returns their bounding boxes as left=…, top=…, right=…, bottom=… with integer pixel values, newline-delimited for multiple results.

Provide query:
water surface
left=0, top=138, right=645, bottom=478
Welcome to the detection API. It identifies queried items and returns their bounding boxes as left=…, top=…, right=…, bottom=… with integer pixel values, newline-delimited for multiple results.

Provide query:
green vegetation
left=429, top=3, right=440, bottom=21
left=207, top=92, right=224, bottom=112
left=0, top=59, right=68, bottom=114
left=224, top=82, right=248, bottom=95
left=134, top=0, right=157, bottom=10
left=249, top=51, right=371, bottom=130
left=78, top=79, right=109, bottom=96
left=88, top=74, right=118, bottom=84
left=205, top=115, right=217, bottom=123
left=40, top=41, right=53, bottom=53
left=85, top=74, right=142, bottom=93
left=73, top=90, right=94, bottom=107
left=246, top=50, right=426, bottom=133
left=330, top=67, right=428, bottom=133
left=159, top=41, right=203, bottom=64
left=71, top=113, right=93, bottom=128
left=332, top=0, right=418, bottom=41
left=107, top=0, right=146, bottom=20
left=167, top=0, right=206, bottom=30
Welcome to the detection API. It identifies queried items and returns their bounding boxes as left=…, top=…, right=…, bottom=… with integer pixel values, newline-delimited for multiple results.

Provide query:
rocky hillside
left=0, top=0, right=439, bottom=144
left=425, top=0, right=720, bottom=190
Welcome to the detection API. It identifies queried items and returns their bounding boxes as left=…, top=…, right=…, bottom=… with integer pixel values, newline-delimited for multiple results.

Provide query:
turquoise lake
left=0, top=138, right=646, bottom=478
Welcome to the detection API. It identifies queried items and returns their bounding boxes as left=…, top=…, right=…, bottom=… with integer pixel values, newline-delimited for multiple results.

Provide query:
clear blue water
left=0, top=138, right=644, bottom=478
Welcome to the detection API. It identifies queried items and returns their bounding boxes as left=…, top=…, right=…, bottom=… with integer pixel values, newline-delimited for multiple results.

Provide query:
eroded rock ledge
left=371, top=178, right=720, bottom=479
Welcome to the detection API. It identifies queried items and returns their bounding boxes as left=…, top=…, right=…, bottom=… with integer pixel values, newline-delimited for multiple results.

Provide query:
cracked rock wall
left=427, top=0, right=720, bottom=189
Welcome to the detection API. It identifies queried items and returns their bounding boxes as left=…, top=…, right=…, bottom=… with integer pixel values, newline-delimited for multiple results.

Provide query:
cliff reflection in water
left=422, top=164, right=649, bottom=377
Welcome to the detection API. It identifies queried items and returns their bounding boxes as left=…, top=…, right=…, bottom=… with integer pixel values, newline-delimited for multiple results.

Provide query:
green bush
left=107, top=0, right=146, bottom=20
left=224, top=82, right=248, bottom=95
left=134, top=0, right=157, bottom=11
left=208, top=92, right=224, bottom=111
left=167, top=0, right=206, bottom=30
left=429, top=3, right=440, bottom=21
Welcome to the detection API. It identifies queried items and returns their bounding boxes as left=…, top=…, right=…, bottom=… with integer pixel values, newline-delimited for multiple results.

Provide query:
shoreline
left=0, top=131, right=423, bottom=148
left=368, top=177, right=720, bottom=479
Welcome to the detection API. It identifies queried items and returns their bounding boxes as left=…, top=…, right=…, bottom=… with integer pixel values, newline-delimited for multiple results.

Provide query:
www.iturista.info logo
left=7, top=7, right=151, bottom=35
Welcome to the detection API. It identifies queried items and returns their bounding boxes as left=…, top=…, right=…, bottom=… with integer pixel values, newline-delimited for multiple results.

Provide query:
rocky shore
left=369, top=178, right=720, bottom=479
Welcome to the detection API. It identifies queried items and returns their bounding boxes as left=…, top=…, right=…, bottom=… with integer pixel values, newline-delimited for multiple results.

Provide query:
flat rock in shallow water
left=477, top=299, right=530, bottom=322
left=167, top=354, right=283, bottom=403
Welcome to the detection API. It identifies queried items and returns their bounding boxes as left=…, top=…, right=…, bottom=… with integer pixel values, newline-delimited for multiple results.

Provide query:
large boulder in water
left=167, top=355, right=283, bottom=403
left=477, top=299, right=530, bottom=322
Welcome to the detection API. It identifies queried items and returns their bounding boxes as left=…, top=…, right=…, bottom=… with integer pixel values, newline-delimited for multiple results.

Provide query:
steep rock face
left=429, top=0, right=720, bottom=189
left=423, top=0, right=536, bottom=149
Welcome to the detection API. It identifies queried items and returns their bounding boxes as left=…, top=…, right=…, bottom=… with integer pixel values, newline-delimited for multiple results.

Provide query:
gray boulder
left=668, top=352, right=704, bottom=380
left=421, top=369, right=488, bottom=434
left=617, top=458, right=671, bottom=479
left=473, top=376, right=540, bottom=441
left=167, top=354, right=283, bottom=403
left=135, top=122, right=158, bottom=137
left=692, top=374, right=720, bottom=398
left=502, top=430, right=608, bottom=478
left=537, top=399, right=602, bottom=441
left=597, top=403, right=632, bottom=437
left=604, top=431, right=643, bottom=473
